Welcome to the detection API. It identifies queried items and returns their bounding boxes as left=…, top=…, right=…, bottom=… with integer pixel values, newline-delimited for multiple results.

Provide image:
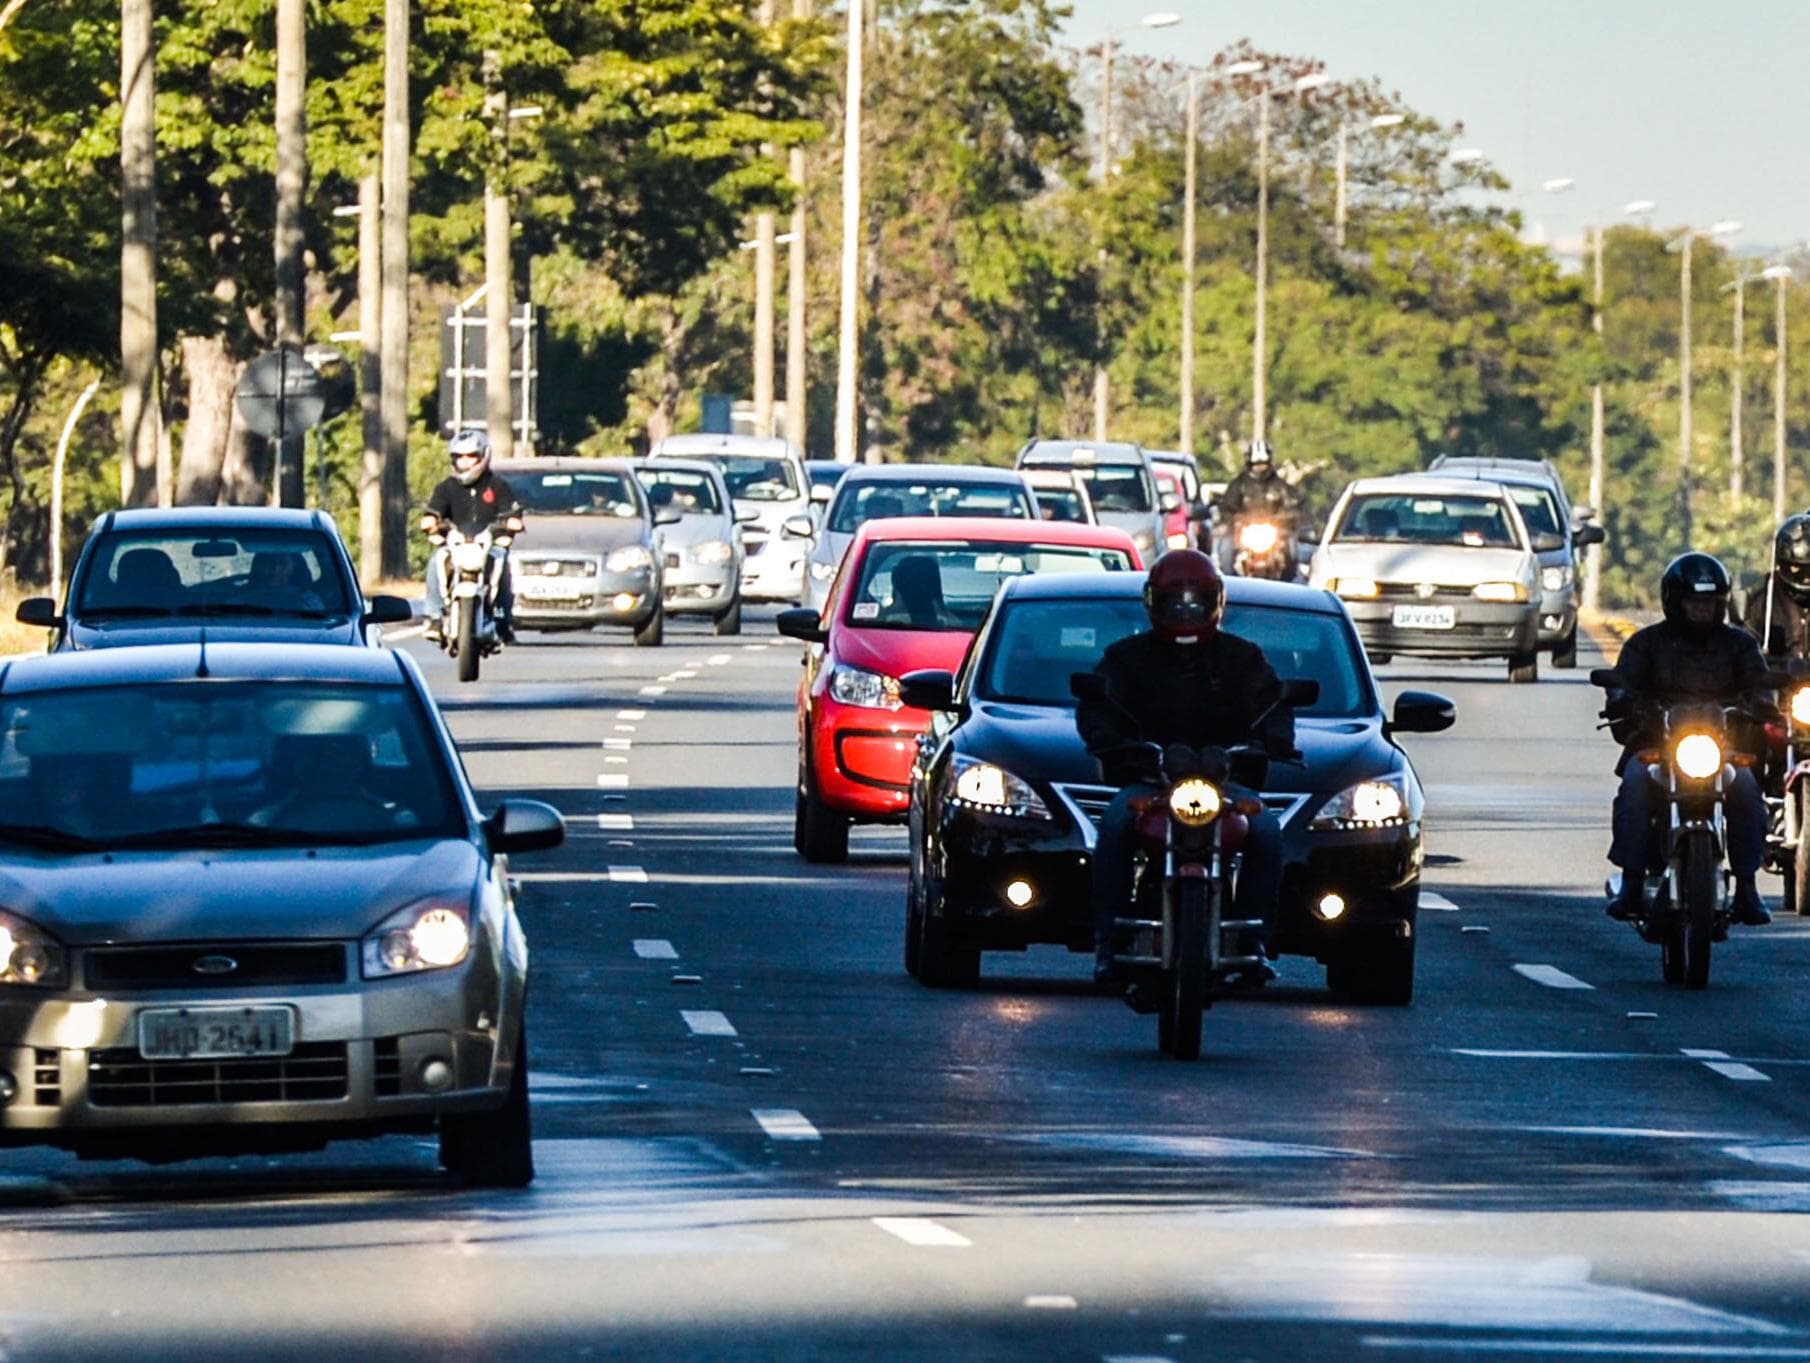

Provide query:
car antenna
left=196, top=629, right=210, bottom=678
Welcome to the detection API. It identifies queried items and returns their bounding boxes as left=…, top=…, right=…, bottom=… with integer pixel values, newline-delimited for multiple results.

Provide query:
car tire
left=1331, top=936, right=1415, bottom=1006
left=1369, top=652, right=1392, bottom=666
left=794, top=753, right=849, bottom=864
left=712, top=596, right=743, bottom=636
left=439, top=1027, right=534, bottom=1188
left=1551, top=624, right=1578, bottom=669
left=1508, top=651, right=1539, bottom=684
left=916, top=864, right=980, bottom=989
left=634, top=604, right=665, bottom=647
left=904, top=850, right=924, bottom=979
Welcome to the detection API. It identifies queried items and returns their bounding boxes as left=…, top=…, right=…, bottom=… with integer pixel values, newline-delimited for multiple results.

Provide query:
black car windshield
left=0, top=681, right=463, bottom=848
left=710, top=457, right=801, bottom=502
left=1335, top=493, right=1521, bottom=549
left=76, top=528, right=353, bottom=619
left=1031, top=486, right=1088, bottom=523
left=638, top=469, right=724, bottom=517
left=977, top=599, right=1371, bottom=718
left=513, top=471, right=640, bottom=518
left=828, top=480, right=1032, bottom=533
left=1066, top=465, right=1154, bottom=513
left=847, top=541, right=1134, bottom=633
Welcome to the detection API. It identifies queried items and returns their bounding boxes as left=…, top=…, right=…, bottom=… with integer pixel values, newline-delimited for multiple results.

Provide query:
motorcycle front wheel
left=1160, top=877, right=1206, bottom=1061
left=1680, top=830, right=1718, bottom=990
left=456, top=596, right=480, bottom=683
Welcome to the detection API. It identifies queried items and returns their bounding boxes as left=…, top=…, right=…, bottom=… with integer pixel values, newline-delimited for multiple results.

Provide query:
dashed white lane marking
left=608, top=865, right=649, bottom=884
left=638, top=685, right=668, bottom=697
left=614, top=723, right=638, bottom=732
left=1513, top=964, right=1594, bottom=991
left=633, top=939, right=678, bottom=960
left=871, top=1217, right=971, bottom=1248
left=708, top=653, right=732, bottom=665
left=595, top=814, right=635, bottom=831
left=683, top=1010, right=737, bottom=1037
left=1455, top=1050, right=1646, bottom=1060
left=1420, top=892, right=1460, bottom=912
left=617, top=709, right=647, bottom=719
left=605, top=755, right=628, bottom=764
left=597, top=773, right=629, bottom=789
left=671, top=669, right=698, bottom=679
left=1361, top=1341, right=1810, bottom=1357
left=604, top=738, right=632, bottom=750
left=752, top=1108, right=819, bottom=1141
left=1684, top=1049, right=1771, bottom=1083
left=1025, top=1295, right=1078, bottom=1310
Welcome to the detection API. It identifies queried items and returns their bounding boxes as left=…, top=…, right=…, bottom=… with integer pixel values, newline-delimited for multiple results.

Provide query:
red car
left=777, top=516, right=1143, bottom=862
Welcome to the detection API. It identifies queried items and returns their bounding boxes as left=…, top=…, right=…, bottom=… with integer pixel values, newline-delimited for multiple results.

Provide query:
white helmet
left=448, top=428, right=492, bottom=486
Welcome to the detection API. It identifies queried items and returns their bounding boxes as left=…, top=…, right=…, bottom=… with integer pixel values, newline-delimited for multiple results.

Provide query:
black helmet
left=1776, top=515, right=1810, bottom=604
left=1660, top=552, right=1732, bottom=631
left=1245, top=439, right=1275, bottom=477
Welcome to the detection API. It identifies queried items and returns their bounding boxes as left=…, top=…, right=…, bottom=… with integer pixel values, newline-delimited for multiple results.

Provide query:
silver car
left=649, top=435, right=812, bottom=604
left=1023, top=468, right=1097, bottom=525
left=1308, top=473, right=1544, bottom=683
left=0, top=643, right=563, bottom=1184
left=633, top=458, right=752, bottom=635
left=1014, top=439, right=1173, bottom=565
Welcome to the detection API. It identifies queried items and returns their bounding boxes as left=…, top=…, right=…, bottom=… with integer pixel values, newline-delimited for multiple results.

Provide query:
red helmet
left=1143, top=549, right=1225, bottom=643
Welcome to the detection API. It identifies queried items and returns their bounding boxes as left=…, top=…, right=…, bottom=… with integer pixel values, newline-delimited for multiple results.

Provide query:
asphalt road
left=5, top=612, right=1810, bottom=1361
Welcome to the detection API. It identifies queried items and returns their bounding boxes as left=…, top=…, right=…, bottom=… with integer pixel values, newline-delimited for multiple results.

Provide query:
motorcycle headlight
left=449, top=542, right=490, bottom=573
left=1165, top=532, right=1191, bottom=550
left=1311, top=773, right=1409, bottom=830
left=1473, top=581, right=1530, bottom=603
left=1168, top=778, right=1222, bottom=827
left=828, top=665, right=901, bottom=710
left=1541, top=565, right=1573, bottom=593
left=1792, top=687, right=1810, bottom=727
left=810, top=560, right=838, bottom=581
left=1332, top=578, right=1380, bottom=599
left=0, top=910, right=67, bottom=988
left=949, top=755, right=1051, bottom=820
left=1675, top=732, right=1723, bottom=781
left=692, top=539, right=734, bottom=566
left=606, top=544, right=654, bottom=573
left=1134, top=530, right=1156, bottom=553
left=1238, top=522, right=1280, bottom=553
left=362, top=901, right=472, bottom=978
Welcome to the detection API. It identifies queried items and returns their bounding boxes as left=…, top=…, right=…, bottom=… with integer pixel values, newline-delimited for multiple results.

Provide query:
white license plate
left=521, top=582, right=586, bottom=600
left=1392, top=605, right=1456, bottom=630
left=137, top=1006, right=295, bottom=1060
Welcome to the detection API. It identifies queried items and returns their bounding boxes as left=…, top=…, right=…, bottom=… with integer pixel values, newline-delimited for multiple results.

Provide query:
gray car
left=499, top=458, right=680, bottom=647
left=1014, top=439, right=1173, bottom=565
left=0, top=643, right=563, bottom=1184
left=633, top=458, right=752, bottom=635
left=648, top=435, right=812, bottom=604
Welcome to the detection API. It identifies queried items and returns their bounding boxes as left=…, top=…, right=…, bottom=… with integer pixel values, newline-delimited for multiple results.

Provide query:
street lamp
left=1668, top=218, right=1742, bottom=544
left=1247, top=70, right=1326, bottom=444
left=1722, top=264, right=1767, bottom=501
left=1334, top=111, right=1403, bottom=249
left=483, top=92, right=542, bottom=459
left=1764, top=263, right=1794, bottom=519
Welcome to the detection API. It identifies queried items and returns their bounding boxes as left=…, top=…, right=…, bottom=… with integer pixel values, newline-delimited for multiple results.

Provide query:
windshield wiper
left=106, top=822, right=376, bottom=850
left=174, top=603, right=279, bottom=617
left=80, top=605, right=175, bottom=619
left=0, top=823, right=104, bottom=851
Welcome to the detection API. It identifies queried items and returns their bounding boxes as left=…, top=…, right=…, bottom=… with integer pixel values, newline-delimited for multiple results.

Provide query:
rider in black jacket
left=421, top=429, right=524, bottom=643
left=1743, top=514, right=1810, bottom=661
left=1214, top=440, right=1304, bottom=573
left=1604, top=552, right=1772, bottom=924
left=1076, top=550, right=1293, bottom=986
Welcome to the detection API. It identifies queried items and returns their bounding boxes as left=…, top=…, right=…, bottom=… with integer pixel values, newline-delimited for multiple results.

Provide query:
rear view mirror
left=1187, top=502, right=1213, bottom=523
left=735, top=505, right=761, bottom=525
left=1297, top=524, right=1321, bottom=545
left=1389, top=690, right=1455, bottom=735
left=1531, top=532, right=1566, bottom=554
left=191, top=539, right=241, bottom=559
left=362, top=594, right=413, bottom=626
left=487, top=799, right=566, bottom=854
left=16, top=597, right=60, bottom=629
left=654, top=507, right=683, bottom=527
left=775, top=607, right=829, bottom=644
left=1573, top=524, right=1606, bottom=548
left=1280, top=677, right=1321, bottom=709
left=782, top=515, right=816, bottom=540
left=810, top=484, right=833, bottom=505
left=1589, top=668, right=1619, bottom=689
left=898, top=669, right=957, bottom=712
left=1159, top=491, right=1182, bottom=514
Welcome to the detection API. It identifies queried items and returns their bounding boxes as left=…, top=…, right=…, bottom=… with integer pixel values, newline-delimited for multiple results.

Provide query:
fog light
left=612, top=592, right=639, bottom=612
left=419, top=1058, right=454, bottom=1092
left=1004, top=879, right=1035, bottom=909
left=0, top=1071, right=16, bottom=1105
left=1317, top=892, right=1347, bottom=922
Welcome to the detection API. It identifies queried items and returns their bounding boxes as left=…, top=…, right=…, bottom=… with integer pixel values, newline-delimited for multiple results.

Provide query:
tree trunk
left=646, top=304, right=685, bottom=446
left=220, top=424, right=267, bottom=505
left=175, top=334, right=239, bottom=504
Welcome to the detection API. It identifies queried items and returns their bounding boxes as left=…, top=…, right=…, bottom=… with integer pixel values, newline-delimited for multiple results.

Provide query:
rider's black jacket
left=426, top=471, right=522, bottom=537
left=1077, top=629, right=1294, bottom=782
left=1742, top=576, right=1810, bottom=661
left=1216, top=470, right=1302, bottom=525
left=1606, top=619, right=1771, bottom=768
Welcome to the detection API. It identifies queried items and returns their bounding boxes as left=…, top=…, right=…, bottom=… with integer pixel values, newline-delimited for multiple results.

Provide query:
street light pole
left=752, top=0, right=778, bottom=439
left=1768, top=264, right=1794, bottom=520
left=1729, top=271, right=1753, bottom=501
left=377, top=0, right=411, bottom=576
left=482, top=52, right=514, bottom=462
left=1178, top=68, right=1197, bottom=455
left=1252, top=84, right=1269, bottom=443
left=1092, top=34, right=1115, bottom=441
left=1671, top=219, right=1741, bottom=547
left=831, top=0, right=863, bottom=464
left=785, top=0, right=810, bottom=449
left=1585, top=222, right=1606, bottom=612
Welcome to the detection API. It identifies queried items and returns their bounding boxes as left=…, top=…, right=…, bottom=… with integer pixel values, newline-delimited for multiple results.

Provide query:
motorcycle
left=430, top=524, right=513, bottom=683
left=1762, top=660, right=1810, bottom=916
left=1231, top=517, right=1297, bottom=581
left=1592, top=667, right=1769, bottom=988
left=1072, top=674, right=1316, bottom=1059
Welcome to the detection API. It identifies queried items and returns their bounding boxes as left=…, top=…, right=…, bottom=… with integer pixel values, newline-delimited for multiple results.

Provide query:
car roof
left=622, top=457, right=728, bottom=484
left=1431, top=462, right=1566, bottom=496
left=1018, top=439, right=1147, bottom=466
left=837, top=464, right=1027, bottom=486
left=97, top=507, right=340, bottom=534
left=851, top=516, right=1137, bottom=551
left=651, top=434, right=803, bottom=460
left=495, top=457, right=636, bottom=475
left=1432, top=455, right=1560, bottom=478
left=0, top=643, right=409, bottom=695
left=1341, top=473, right=1517, bottom=500
left=1143, top=450, right=1200, bottom=467
left=1000, top=570, right=1344, bottom=615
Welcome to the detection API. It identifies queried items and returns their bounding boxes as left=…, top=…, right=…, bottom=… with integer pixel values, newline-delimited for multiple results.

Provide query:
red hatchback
left=777, top=516, right=1143, bottom=862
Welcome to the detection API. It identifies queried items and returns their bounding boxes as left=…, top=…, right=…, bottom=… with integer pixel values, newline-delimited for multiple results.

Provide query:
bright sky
left=1067, top=0, right=1810, bottom=254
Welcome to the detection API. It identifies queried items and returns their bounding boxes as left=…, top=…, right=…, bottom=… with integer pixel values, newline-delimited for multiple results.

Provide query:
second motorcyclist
left=1214, top=439, right=1304, bottom=576
left=1603, top=552, right=1772, bottom=925
left=1076, top=550, right=1293, bottom=988
left=1744, top=513, right=1810, bottom=661
left=422, top=429, right=524, bottom=644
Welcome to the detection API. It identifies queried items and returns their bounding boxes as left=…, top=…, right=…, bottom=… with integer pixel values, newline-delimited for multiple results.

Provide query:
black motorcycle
left=1762, top=659, right=1810, bottom=916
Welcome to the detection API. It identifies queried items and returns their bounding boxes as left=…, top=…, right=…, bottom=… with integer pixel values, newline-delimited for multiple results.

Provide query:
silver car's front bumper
left=741, top=535, right=808, bottom=602
left=514, top=567, right=659, bottom=627
left=661, top=557, right=738, bottom=615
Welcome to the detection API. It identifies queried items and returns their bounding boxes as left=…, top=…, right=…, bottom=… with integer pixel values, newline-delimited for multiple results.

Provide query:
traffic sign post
left=235, top=347, right=329, bottom=505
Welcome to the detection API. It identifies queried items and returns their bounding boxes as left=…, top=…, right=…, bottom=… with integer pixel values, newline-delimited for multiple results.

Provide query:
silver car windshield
left=76, top=529, right=352, bottom=619
left=1336, top=494, right=1520, bottom=549
left=1506, top=485, right=1563, bottom=538
left=1032, top=487, right=1088, bottom=523
left=713, top=458, right=801, bottom=502
left=828, top=481, right=1032, bottom=533
left=639, top=469, right=724, bottom=516
left=1068, top=465, right=1153, bottom=513
left=514, top=472, right=640, bottom=517
left=0, top=682, right=463, bottom=849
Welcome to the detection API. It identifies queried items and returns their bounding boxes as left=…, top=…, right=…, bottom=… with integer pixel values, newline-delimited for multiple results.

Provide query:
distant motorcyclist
left=1603, top=552, right=1772, bottom=925
left=421, top=429, right=524, bottom=644
left=1214, top=439, right=1303, bottom=573
left=1076, top=550, right=1292, bottom=987
left=1743, top=514, right=1810, bottom=662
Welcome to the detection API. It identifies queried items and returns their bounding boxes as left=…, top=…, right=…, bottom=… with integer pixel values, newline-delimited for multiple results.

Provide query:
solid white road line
left=871, top=1217, right=971, bottom=1248
left=1513, top=963, right=1595, bottom=991
left=597, top=773, right=629, bottom=789
left=638, top=685, right=668, bottom=697
left=1103, top=1357, right=1178, bottom=1363
left=617, top=709, right=647, bottom=719
left=608, top=865, right=649, bottom=884
left=683, top=1010, right=737, bottom=1037
left=633, top=939, right=678, bottom=960
left=595, top=814, right=635, bottom=831
left=1420, top=892, right=1460, bottom=911
left=1362, top=1340, right=1810, bottom=1357
left=1684, top=1049, right=1772, bottom=1083
left=751, top=1108, right=819, bottom=1141
left=384, top=623, right=429, bottom=642
left=1024, top=1296, right=1078, bottom=1310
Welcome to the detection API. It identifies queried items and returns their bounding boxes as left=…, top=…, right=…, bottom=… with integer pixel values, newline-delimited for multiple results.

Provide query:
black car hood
left=0, top=838, right=480, bottom=945
left=957, top=700, right=1395, bottom=795
left=66, top=618, right=364, bottom=650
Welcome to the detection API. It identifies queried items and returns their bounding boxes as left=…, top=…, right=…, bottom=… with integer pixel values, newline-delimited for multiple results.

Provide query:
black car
left=903, top=573, right=1455, bottom=1001
left=18, top=507, right=410, bottom=649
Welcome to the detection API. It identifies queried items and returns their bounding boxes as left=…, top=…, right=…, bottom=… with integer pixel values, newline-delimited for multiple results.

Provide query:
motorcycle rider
left=421, top=429, right=524, bottom=644
left=1214, top=439, right=1303, bottom=574
left=1743, top=514, right=1810, bottom=661
left=1603, top=552, right=1772, bottom=926
left=1076, top=550, right=1292, bottom=988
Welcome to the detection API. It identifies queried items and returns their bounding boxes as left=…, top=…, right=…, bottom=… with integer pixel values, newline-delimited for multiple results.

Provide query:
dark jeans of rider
left=1608, top=762, right=1765, bottom=878
left=1091, top=782, right=1284, bottom=954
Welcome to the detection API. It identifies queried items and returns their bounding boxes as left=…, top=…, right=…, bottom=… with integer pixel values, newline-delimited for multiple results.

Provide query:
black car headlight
left=1310, top=773, right=1409, bottom=830
left=362, top=901, right=472, bottom=978
left=948, top=755, right=1051, bottom=821
left=0, top=910, right=68, bottom=988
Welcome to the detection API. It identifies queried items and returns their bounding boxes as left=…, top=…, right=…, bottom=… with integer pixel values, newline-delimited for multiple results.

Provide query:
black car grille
left=520, top=558, right=597, bottom=578
left=33, top=1048, right=59, bottom=1107
left=373, top=1036, right=402, bottom=1097
left=87, top=1043, right=350, bottom=1107
left=1374, top=583, right=1476, bottom=602
left=1053, top=783, right=1307, bottom=837
left=84, top=944, right=347, bottom=991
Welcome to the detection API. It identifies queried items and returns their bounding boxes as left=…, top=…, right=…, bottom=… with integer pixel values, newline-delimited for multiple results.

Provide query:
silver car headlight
left=362, top=901, right=472, bottom=978
left=1541, top=565, right=1573, bottom=592
left=0, top=910, right=67, bottom=988
left=1311, top=773, right=1409, bottom=830
left=692, top=539, right=734, bottom=566
left=810, top=560, right=838, bottom=581
left=828, top=665, right=901, bottom=710
left=606, top=544, right=654, bottom=573
left=949, top=755, right=1051, bottom=820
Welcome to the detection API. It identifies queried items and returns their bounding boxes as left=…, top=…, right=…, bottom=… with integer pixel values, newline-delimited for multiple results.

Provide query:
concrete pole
left=273, top=0, right=307, bottom=507
left=483, top=53, right=514, bottom=460
left=1252, top=86, right=1269, bottom=444
left=832, top=0, right=863, bottom=464
left=1680, top=234, right=1694, bottom=547
left=1334, top=120, right=1347, bottom=251
left=785, top=0, right=810, bottom=448
left=119, top=0, right=159, bottom=508
left=1178, top=70, right=1198, bottom=455
left=378, top=0, right=411, bottom=576
left=1731, top=278, right=1747, bottom=500
left=751, top=0, right=778, bottom=438
left=1778, top=273, right=1791, bottom=521
left=1584, top=224, right=1606, bottom=613
left=358, top=172, right=383, bottom=583
left=1092, top=37, right=1114, bottom=442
